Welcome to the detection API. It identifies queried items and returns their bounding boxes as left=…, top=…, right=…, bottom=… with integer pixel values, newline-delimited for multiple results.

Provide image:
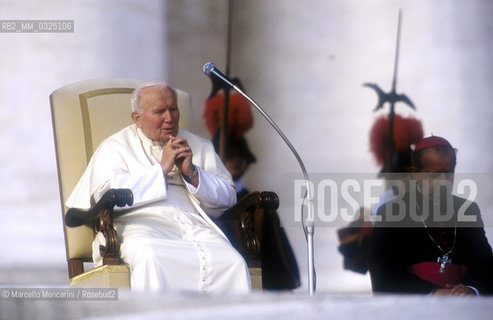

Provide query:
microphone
left=203, top=62, right=235, bottom=88
left=202, top=62, right=316, bottom=296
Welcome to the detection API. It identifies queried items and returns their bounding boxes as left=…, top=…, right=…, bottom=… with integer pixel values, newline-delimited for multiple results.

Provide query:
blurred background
left=1, top=0, right=492, bottom=294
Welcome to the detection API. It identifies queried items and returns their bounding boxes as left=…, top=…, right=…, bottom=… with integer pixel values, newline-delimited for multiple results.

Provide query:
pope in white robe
left=65, top=81, right=251, bottom=293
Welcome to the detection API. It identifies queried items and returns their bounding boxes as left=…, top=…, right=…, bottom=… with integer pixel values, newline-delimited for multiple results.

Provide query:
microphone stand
left=228, top=84, right=316, bottom=296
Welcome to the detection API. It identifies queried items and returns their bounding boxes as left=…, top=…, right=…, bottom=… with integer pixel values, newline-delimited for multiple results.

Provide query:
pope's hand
left=160, top=136, right=192, bottom=175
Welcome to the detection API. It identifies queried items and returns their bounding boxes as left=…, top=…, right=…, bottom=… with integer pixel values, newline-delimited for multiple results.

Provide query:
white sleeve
left=185, top=166, right=236, bottom=218
left=66, top=140, right=168, bottom=210
left=92, top=164, right=168, bottom=209
left=181, top=135, right=236, bottom=218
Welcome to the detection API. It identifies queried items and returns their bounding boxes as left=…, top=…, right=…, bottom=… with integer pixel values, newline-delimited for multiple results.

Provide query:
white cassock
left=66, top=124, right=251, bottom=293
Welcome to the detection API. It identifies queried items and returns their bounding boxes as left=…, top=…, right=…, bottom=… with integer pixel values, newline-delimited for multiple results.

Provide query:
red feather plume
left=204, top=92, right=254, bottom=138
left=369, top=114, right=424, bottom=166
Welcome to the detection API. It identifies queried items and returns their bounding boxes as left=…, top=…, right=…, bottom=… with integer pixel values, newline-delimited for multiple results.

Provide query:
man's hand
left=169, top=137, right=195, bottom=175
left=161, top=136, right=198, bottom=187
left=160, top=136, right=193, bottom=175
left=433, top=283, right=476, bottom=296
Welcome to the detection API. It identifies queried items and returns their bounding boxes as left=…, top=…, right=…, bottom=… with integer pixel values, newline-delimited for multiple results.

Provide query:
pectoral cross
left=437, top=253, right=452, bottom=274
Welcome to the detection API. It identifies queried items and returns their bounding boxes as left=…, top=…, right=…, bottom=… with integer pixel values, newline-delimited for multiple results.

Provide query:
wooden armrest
left=219, top=191, right=279, bottom=221
left=215, top=191, right=279, bottom=261
left=65, top=189, right=133, bottom=227
left=219, top=192, right=301, bottom=290
left=65, top=189, right=133, bottom=267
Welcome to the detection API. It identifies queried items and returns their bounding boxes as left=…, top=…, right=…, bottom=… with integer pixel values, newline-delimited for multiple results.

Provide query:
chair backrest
left=50, top=78, right=194, bottom=263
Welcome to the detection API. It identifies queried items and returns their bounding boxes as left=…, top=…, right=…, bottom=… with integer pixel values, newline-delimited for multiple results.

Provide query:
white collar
left=136, top=127, right=163, bottom=147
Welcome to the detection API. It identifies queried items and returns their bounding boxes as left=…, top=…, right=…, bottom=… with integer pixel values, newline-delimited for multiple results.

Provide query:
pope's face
left=132, top=86, right=180, bottom=145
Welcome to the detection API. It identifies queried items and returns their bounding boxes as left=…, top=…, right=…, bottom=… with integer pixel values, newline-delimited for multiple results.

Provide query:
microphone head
left=203, top=62, right=215, bottom=75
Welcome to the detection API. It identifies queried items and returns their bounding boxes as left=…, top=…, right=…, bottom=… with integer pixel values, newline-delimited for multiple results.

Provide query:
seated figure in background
left=369, top=136, right=493, bottom=295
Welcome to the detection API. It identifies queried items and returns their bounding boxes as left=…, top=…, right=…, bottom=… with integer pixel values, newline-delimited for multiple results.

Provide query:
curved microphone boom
left=203, top=62, right=316, bottom=296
